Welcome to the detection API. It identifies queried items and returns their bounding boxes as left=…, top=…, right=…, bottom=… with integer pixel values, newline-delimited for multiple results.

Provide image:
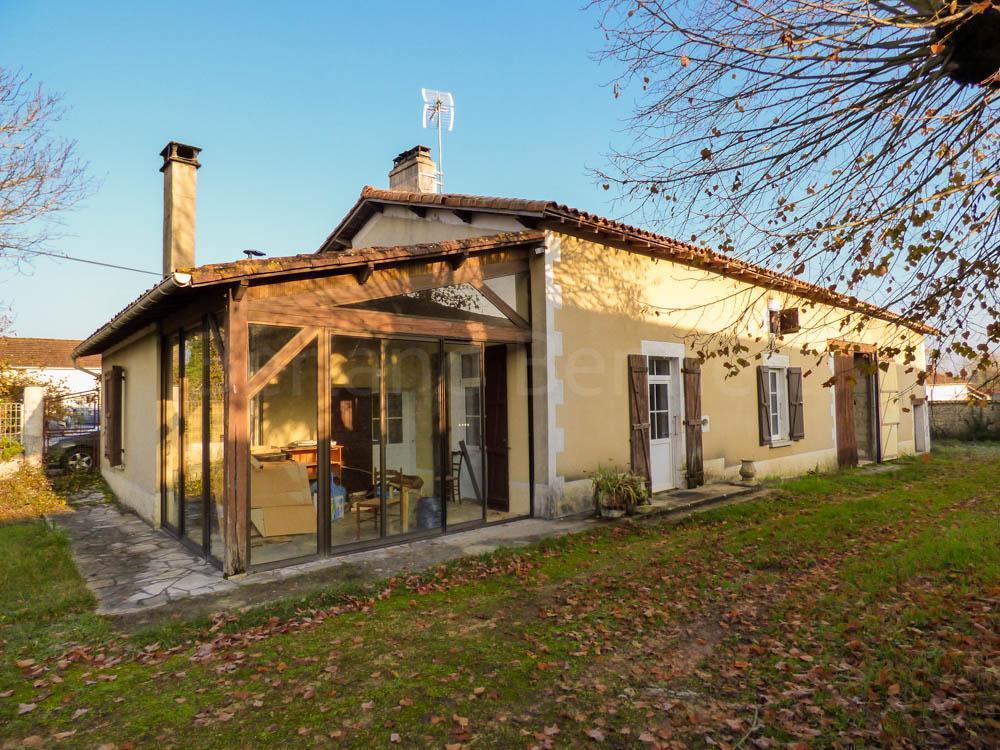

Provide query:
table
left=285, top=444, right=343, bottom=482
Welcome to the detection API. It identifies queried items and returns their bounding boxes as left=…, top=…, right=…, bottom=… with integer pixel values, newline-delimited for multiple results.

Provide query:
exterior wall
left=12, top=366, right=99, bottom=394
left=100, top=327, right=161, bottom=525
left=544, top=231, right=927, bottom=510
left=930, top=400, right=1000, bottom=439
left=350, top=206, right=525, bottom=248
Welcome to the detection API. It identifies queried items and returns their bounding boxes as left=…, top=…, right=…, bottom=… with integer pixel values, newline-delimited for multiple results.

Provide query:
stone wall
left=929, top=401, right=1000, bottom=440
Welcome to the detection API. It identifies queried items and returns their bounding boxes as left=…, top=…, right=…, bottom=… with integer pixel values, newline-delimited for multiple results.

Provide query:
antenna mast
left=421, top=88, right=455, bottom=192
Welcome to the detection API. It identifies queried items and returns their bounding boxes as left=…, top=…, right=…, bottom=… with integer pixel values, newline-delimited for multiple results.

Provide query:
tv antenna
left=421, top=88, right=454, bottom=192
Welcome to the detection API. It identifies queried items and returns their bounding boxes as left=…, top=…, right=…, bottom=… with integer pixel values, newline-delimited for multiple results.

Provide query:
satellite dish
left=420, top=88, right=455, bottom=191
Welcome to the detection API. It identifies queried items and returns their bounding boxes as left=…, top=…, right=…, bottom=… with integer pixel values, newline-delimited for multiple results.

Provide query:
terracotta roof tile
left=73, top=232, right=545, bottom=358
left=320, top=187, right=936, bottom=335
left=0, top=337, right=101, bottom=369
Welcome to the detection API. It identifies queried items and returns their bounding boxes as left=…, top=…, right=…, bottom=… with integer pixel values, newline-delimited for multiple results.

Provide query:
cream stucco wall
left=350, top=206, right=525, bottom=248
left=100, top=327, right=161, bottom=525
left=546, top=232, right=927, bottom=490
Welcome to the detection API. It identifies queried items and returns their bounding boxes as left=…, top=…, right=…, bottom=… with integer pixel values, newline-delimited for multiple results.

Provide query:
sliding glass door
left=444, top=343, right=485, bottom=525
left=380, top=339, right=442, bottom=539
left=160, top=315, right=226, bottom=563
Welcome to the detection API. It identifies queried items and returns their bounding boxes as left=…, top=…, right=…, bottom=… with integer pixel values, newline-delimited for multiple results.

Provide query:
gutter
left=71, top=271, right=194, bottom=361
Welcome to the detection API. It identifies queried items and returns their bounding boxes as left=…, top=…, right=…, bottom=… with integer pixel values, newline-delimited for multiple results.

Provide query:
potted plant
left=592, top=467, right=649, bottom=518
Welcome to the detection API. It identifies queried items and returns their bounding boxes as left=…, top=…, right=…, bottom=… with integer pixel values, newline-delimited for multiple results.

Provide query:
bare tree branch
left=0, top=67, right=91, bottom=271
left=589, top=0, right=999, bottom=379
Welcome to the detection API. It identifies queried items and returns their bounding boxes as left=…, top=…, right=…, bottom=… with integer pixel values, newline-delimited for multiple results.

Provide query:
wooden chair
left=448, top=451, right=463, bottom=504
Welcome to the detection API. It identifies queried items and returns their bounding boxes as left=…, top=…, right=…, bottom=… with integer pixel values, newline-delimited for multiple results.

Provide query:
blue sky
left=0, top=1, right=628, bottom=339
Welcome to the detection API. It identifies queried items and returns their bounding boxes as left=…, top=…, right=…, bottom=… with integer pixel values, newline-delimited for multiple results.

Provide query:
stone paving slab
left=49, top=482, right=762, bottom=620
left=47, top=493, right=236, bottom=616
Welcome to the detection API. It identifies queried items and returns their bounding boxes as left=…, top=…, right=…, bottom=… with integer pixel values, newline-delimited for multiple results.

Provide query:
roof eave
left=72, top=272, right=194, bottom=360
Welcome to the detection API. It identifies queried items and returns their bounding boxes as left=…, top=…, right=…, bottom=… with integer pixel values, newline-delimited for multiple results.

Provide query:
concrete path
left=49, top=481, right=761, bottom=621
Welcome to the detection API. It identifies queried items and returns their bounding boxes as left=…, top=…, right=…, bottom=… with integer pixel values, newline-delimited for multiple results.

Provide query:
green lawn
left=1, top=445, right=998, bottom=748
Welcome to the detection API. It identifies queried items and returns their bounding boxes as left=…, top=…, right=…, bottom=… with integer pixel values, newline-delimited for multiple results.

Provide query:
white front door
left=647, top=356, right=676, bottom=492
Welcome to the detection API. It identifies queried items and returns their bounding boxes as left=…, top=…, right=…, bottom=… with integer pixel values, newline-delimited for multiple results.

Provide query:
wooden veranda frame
left=215, top=247, right=535, bottom=576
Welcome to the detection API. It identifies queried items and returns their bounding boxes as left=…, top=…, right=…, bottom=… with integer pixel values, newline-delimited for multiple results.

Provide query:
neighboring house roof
left=926, top=371, right=990, bottom=400
left=72, top=232, right=544, bottom=358
left=0, top=337, right=100, bottom=370
left=321, top=187, right=938, bottom=337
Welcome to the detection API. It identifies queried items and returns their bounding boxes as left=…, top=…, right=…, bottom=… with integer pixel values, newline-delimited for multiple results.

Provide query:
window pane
left=384, top=340, right=442, bottom=537
left=207, top=318, right=225, bottom=558
left=163, top=335, right=181, bottom=529
left=330, top=336, right=380, bottom=548
left=249, top=338, right=318, bottom=565
left=345, top=283, right=514, bottom=324
left=249, top=324, right=301, bottom=376
left=461, top=352, right=479, bottom=379
left=387, top=417, right=404, bottom=445
left=651, top=383, right=669, bottom=414
left=446, top=343, right=485, bottom=524
left=182, top=327, right=205, bottom=547
left=648, top=357, right=670, bottom=376
left=655, top=412, right=670, bottom=440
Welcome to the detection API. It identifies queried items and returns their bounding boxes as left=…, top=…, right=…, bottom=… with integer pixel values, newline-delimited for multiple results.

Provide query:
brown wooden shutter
left=780, top=308, right=800, bottom=333
left=756, top=366, right=772, bottom=445
left=682, top=358, right=704, bottom=488
left=627, top=354, right=651, bottom=490
left=103, top=365, right=124, bottom=467
left=787, top=367, right=805, bottom=440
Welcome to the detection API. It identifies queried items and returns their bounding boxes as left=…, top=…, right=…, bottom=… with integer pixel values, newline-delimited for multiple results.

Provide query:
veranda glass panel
left=182, top=327, right=205, bottom=547
left=249, top=324, right=300, bottom=376
left=445, top=343, right=485, bottom=525
left=345, top=284, right=513, bottom=324
left=329, top=336, right=381, bottom=547
left=382, top=340, right=442, bottom=537
left=207, top=318, right=225, bottom=557
left=249, top=331, right=318, bottom=565
left=163, top=335, right=181, bottom=529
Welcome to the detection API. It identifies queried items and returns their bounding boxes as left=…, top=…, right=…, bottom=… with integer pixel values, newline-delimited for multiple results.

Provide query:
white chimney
left=388, top=145, right=438, bottom=194
left=160, top=141, right=201, bottom=276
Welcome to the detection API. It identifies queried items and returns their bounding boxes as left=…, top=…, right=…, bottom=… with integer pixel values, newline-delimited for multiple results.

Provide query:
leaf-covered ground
left=0, top=464, right=70, bottom=524
left=1, top=444, right=998, bottom=748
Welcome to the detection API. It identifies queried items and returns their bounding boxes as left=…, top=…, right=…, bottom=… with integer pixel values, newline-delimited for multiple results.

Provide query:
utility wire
left=12, top=248, right=160, bottom=276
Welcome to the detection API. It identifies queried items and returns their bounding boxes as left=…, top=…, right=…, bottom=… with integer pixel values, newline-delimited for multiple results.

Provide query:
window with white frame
left=766, top=368, right=788, bottom=441
left=758, top=356, right=805, bottom=446
left=372, top=391, right=404, bottom=444
left=647, top=356, right=671, bottom=440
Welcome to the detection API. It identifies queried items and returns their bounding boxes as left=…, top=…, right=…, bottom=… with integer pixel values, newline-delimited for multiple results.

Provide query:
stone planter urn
left=739, top=459, right=758, bottom=483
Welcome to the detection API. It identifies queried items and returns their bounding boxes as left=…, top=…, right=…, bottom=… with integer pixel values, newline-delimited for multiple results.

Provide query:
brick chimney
left=388, top=145, right=438, bottom=194
left=160, top=141, right=201, bottom=276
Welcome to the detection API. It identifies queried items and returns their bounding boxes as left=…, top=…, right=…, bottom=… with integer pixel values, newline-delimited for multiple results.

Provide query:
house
left=72, top=142, right=933, bottom=576
left=926, top=370, right=990, bottom=402
left=0, top=337, right=101, bottom=395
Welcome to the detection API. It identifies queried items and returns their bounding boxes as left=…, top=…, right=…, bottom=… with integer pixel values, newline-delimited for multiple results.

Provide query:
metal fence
left=43, top=390, right=100, bottom=471
left=0, top=402, right=22, bottom=443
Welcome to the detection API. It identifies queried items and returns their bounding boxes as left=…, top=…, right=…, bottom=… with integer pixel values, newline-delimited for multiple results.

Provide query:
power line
left=11, top=248, right=160, bottom=276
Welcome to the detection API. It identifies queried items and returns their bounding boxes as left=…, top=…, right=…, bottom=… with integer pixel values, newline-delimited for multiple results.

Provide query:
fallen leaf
left=18, top=702, right=36, bottom=715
